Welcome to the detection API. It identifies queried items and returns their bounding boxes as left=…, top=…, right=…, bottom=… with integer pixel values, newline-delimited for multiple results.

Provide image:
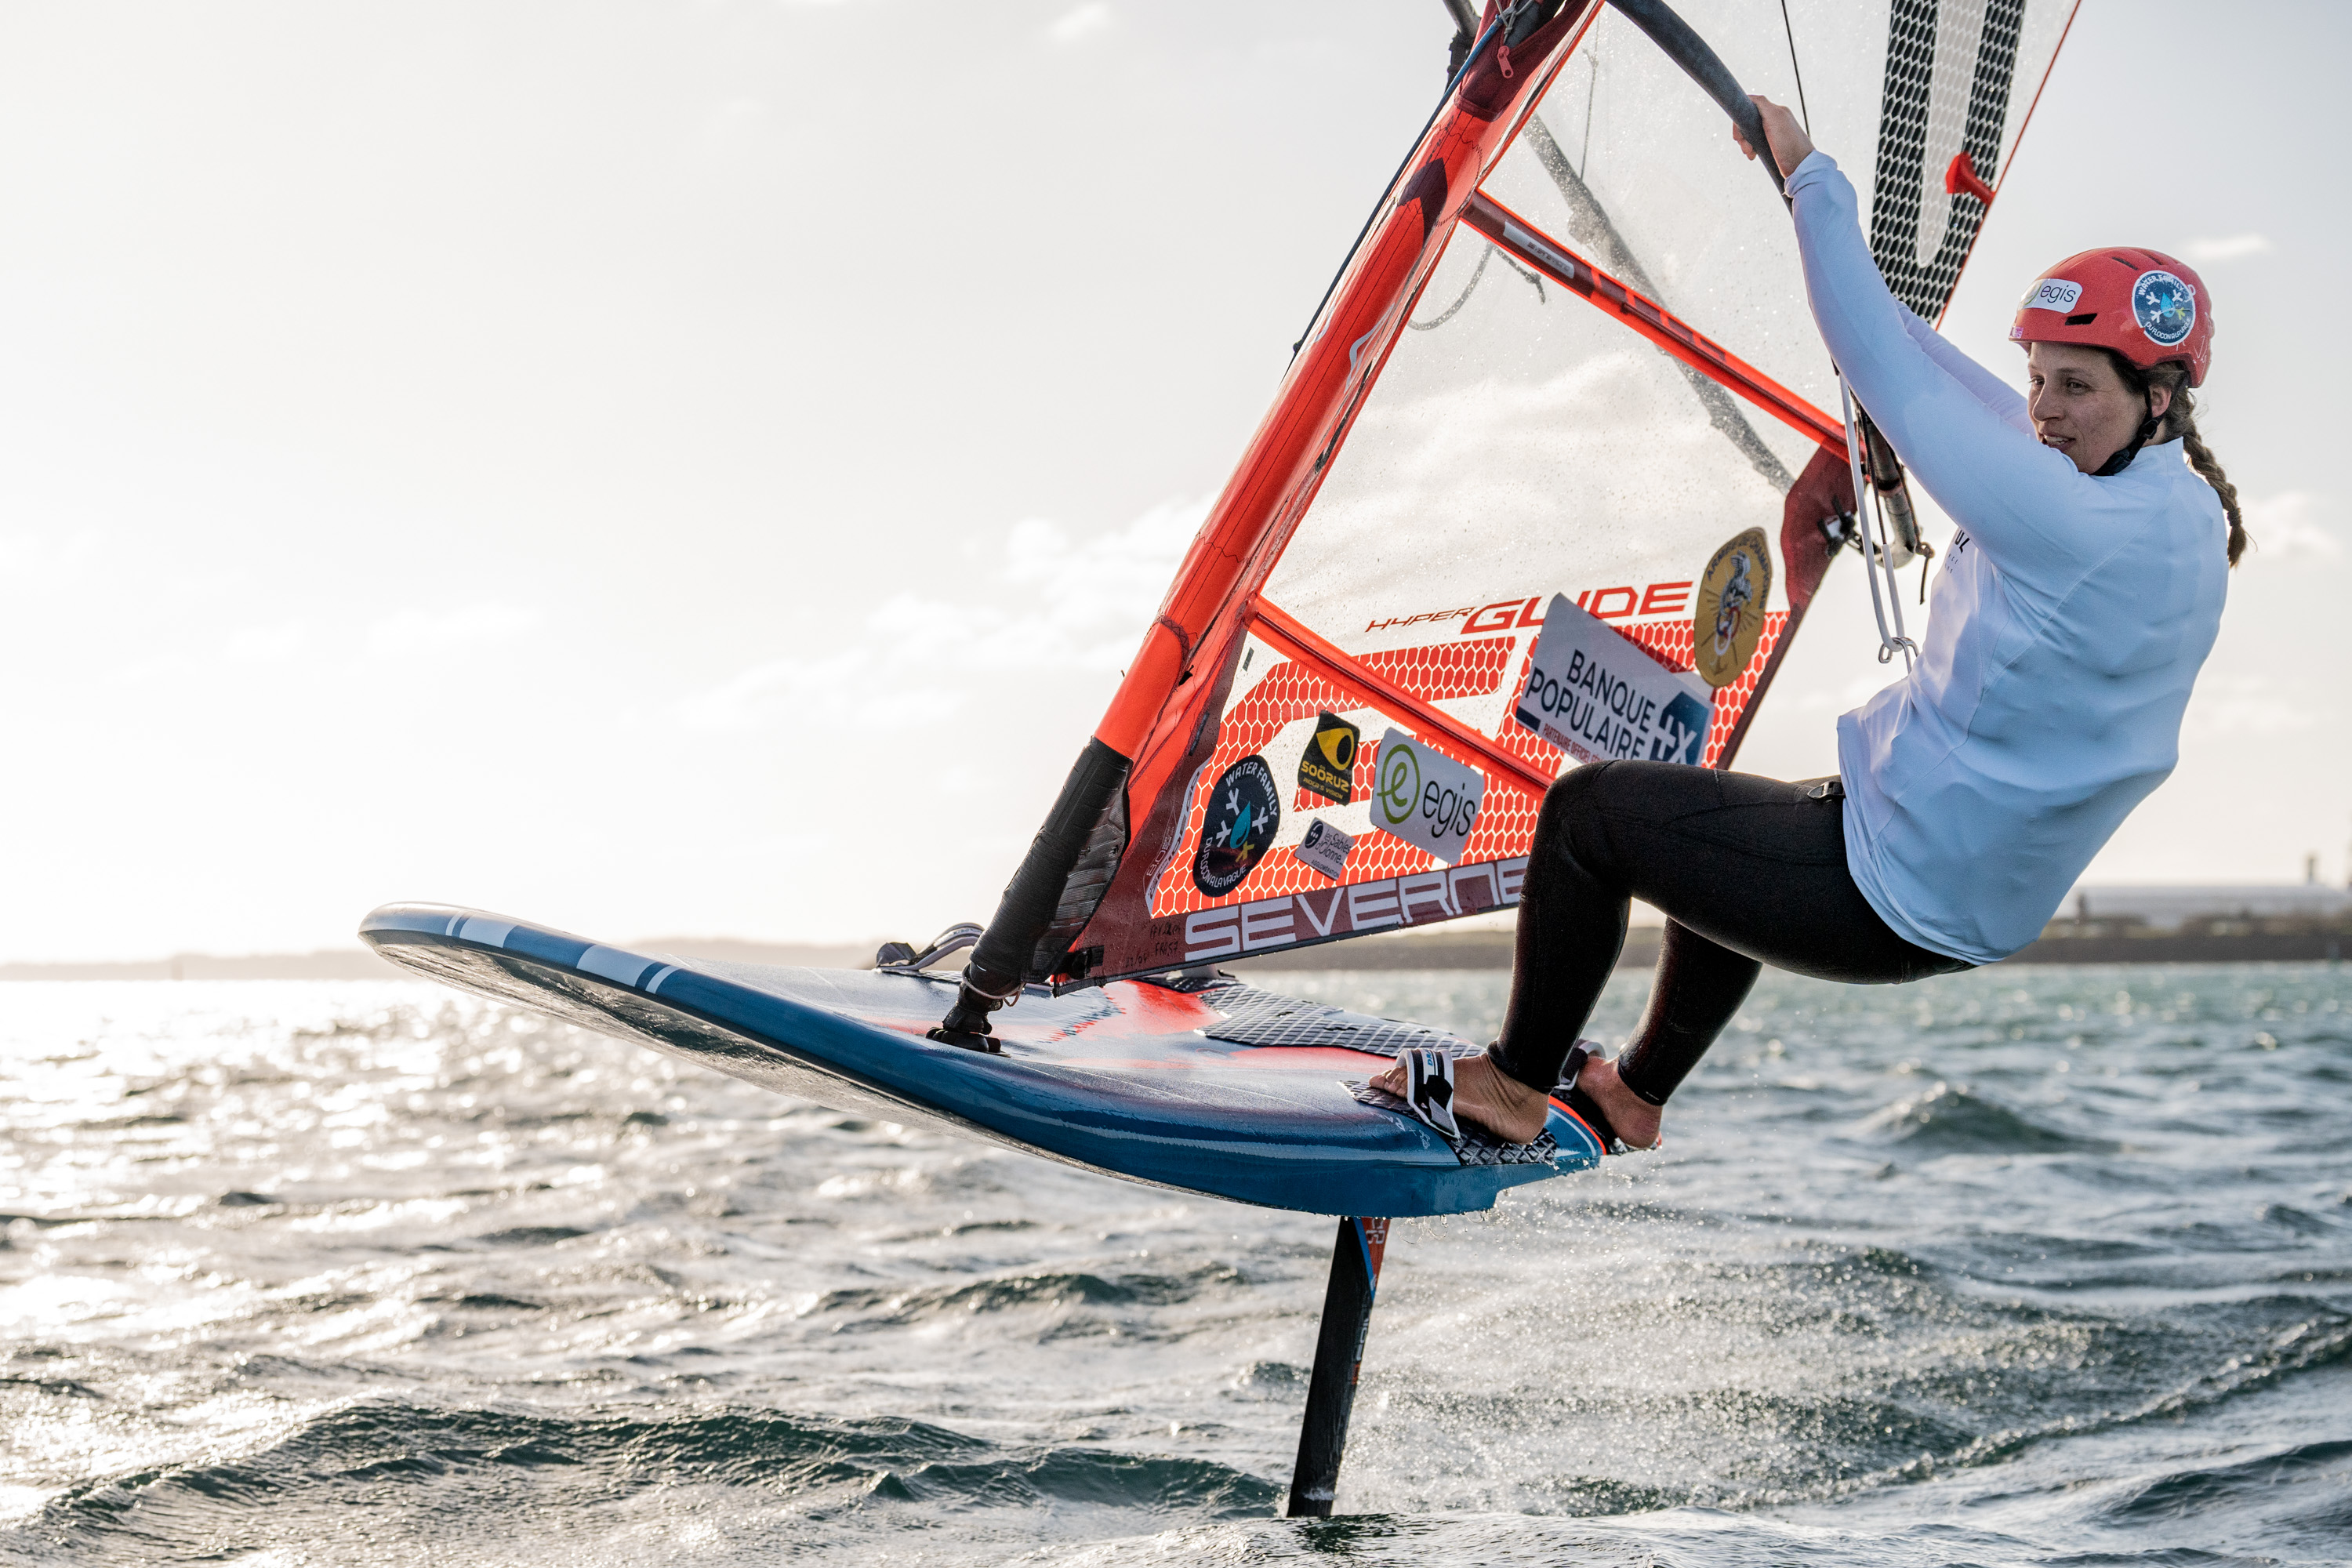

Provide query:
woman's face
left=2027, top=342, right=2169, bottom=474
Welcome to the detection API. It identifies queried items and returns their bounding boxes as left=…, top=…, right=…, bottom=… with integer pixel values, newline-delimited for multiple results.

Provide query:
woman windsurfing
left=1374, top=96, right=2245, bottom=1151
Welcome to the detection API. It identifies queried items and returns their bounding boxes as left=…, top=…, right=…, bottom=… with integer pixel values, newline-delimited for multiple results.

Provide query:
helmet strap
left=2092, top=389, right=2169, bottom=478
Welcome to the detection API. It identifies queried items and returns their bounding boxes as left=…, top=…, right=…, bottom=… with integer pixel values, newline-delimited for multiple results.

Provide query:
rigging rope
left=1777, top=0, right=1812, bottom=132
left=1289, top=18, right=1501, bottom=356
left=1406, top=243, right=1544, bottom=332
left=1841, top=376, right=1917, bottom=670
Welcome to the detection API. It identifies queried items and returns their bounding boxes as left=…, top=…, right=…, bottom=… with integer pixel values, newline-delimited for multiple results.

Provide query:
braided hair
left=2103, top=352, right=2249, bottom=568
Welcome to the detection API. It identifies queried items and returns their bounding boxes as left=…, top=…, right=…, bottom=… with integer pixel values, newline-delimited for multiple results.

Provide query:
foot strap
left=1396, top=1047, right=1462, bottom=1140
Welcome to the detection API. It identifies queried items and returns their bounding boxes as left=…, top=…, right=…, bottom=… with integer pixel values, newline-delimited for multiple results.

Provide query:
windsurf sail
left=941, top=0, right=2076, bottom=1031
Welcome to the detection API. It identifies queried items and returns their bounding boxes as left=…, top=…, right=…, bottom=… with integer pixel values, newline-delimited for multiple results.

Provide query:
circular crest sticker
left=2132, top=270, right=2196, bottom=347
left=1693, top=527, right=1774, bottom=688
left=1192, top=756, right=1280, bottom=898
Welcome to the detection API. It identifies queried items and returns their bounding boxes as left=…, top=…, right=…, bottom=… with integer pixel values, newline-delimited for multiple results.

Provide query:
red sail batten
left=1459, top=191, right=1846, bottom=453
left=1249, top=601, right=1557, bottom=799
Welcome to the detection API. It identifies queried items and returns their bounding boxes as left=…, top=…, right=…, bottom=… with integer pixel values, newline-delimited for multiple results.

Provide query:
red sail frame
left=1040, top=1, right=2006, bottom=986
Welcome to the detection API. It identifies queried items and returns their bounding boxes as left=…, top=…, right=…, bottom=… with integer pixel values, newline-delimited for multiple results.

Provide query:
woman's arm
left=1896, top=303, right=2031, bottom=433
left=1733, top=96, right=2022, bottom=430
left=1784, top=150, right=2100, bottom=583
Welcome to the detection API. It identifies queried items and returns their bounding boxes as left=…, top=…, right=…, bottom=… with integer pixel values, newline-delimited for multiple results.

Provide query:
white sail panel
left=1477, top=2, right=1844, bottom=418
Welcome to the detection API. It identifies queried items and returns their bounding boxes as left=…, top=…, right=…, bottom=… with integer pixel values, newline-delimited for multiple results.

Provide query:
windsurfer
left=1376, top=96, right=2246, bottom=1150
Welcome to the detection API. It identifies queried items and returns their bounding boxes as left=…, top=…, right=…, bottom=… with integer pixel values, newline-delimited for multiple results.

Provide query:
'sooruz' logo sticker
left=1192, top=756, right=1280, bottom=898
left=2132, top=270, right=2196, bottom=347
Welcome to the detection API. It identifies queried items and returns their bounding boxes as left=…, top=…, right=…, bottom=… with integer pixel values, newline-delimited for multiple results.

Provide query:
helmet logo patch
left=2132, top=270, right=2196, bottom=347
left=2023, top=277, right=2083, bottom=312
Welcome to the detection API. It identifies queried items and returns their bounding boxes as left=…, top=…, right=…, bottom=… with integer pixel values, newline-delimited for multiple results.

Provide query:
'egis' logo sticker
left=2132, top=270, right=2196, bottom=347
left=1192, top=756, right=1280, bottom=898
left=1369, top=728, right=1484, bottom=865
left=2022, top=277, right=2083, bottom=313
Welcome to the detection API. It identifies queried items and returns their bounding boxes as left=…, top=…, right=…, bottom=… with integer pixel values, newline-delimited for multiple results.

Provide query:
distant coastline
left=0, top=937, right=874, bottom=984
left=1229, top=920, right=2352, bottom=972
left=5, top=898, right=2347, bottom=981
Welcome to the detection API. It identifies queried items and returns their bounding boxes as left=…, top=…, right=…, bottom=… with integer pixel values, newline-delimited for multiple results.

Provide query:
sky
left=0, top=0, right=2339, bottom=962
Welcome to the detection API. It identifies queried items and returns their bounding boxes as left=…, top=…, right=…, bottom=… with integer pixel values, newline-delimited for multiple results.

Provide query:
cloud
left=224, top=622, right=306, bottom=662
left=2183, top=234, right=2273, bottom=264
left=2182, top=675, right=2316, bottom=740
left=0, top=528, right=106, bottom=585
left=367, top=603, right=543, bottom=658
left=2241, top=491, right=2339, bottom=561
left=681, top=498, right=1203, bottom=732
left=1045, top=2, right=1112, bottom=43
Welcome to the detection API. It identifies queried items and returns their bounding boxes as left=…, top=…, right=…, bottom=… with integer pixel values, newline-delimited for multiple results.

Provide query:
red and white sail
left=993, top=0, right=2076, bottom=989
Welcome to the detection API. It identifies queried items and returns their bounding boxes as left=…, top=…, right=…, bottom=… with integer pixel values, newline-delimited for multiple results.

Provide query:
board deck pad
left=361, top=903, right=1603, bottom=1217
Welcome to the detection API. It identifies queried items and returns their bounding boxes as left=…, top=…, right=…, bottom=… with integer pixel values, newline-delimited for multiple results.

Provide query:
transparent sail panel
left=1480, top=0, right=2074, bottom=393
left=1259, top=218, right=1803, bottom=672
left=1479, top=1, right=1852, bottom=417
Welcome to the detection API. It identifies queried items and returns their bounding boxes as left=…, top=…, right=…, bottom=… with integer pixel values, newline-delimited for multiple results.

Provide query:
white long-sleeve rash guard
left=1788, top=151, right=2229, bottom=964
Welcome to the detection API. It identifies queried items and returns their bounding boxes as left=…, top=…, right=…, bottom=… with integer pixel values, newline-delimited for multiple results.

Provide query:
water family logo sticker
left=2132, top=270, right=2196, bottom=347
left=1370, top=728, right=1483, bottom=865
left=1297, top=712, right=1359, bottom=805
left=1693, top=528, right=1773, bottom=688
left=1515, top=593, right=1713, bottom=766
left=2021, top=277, right=2083, bottom=313
left=1192, top=756, right=1281, bottom=898
left=1296, top=818, right=1354, bottom=880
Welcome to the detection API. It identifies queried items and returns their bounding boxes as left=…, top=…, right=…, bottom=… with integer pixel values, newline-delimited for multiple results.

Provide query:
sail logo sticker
left=1371, top=728, right=1483, bottom=866
left=1297, top=713, right=1359, bottom=805
left=2132, top=270, right=2196, bottom=347
left=1296, top=818, right=1354, bottom=881
left=2022, top=277, right=2083, bottom=313
left=1693, top=528, right=1774, bottom=688
left=1514, top=594, right=1713, bottom=766
left=1192, top=757, right=1281, bottom=898
left=1179, top=857, right=1526, bottom=960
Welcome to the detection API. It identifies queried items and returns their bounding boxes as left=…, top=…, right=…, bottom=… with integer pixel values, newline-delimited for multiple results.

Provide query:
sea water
left=0, top=964, right=2345, bottom=1566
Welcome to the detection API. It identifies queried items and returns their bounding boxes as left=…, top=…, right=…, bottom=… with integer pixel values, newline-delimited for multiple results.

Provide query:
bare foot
left=1368, top=1053, right=1551, bottom=1144
left=1572, top=1054, right=1662, bottom=1150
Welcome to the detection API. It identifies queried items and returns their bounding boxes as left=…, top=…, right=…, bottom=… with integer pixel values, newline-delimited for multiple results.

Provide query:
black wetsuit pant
left=1490, top=761, right=1970, bottom=1104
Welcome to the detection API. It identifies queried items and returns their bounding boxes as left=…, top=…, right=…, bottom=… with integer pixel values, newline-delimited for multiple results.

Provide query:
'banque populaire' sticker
left=1514, top=593, right=1713, bottom=766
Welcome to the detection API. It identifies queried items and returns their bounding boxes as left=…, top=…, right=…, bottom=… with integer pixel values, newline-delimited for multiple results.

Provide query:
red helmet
left=2009, top=247, right=2213, bottom=387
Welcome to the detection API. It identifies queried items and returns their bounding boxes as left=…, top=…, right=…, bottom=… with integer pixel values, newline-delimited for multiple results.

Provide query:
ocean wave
left=2093, top=1436, right=2352, bottom=1530
left=1853, top=1082, right=2112, bottom=1155
left=804, top=1263, right=1253, bottom=1330
left=9, top=1401, right=1279, bottom=1559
